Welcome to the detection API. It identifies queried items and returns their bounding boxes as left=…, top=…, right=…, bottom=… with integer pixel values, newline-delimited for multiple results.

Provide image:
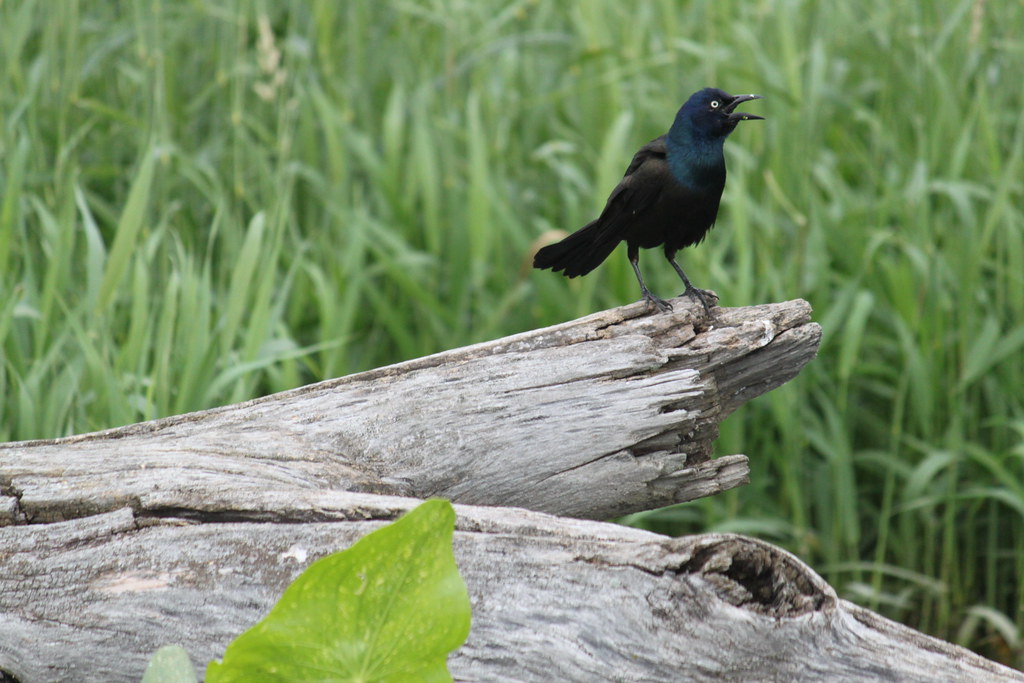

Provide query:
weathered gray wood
left=0, top=299, right=1015, bottom=680
left=0, top=298, right=820, bottom=523
left=0, top=493, right=1017, bottom=682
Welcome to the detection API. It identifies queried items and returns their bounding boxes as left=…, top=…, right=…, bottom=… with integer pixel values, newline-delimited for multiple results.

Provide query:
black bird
left=533, top=88, right=763, bottom=313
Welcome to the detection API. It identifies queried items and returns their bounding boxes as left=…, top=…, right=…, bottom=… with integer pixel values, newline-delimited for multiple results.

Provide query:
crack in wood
left=0, top=479, right=27, bottom=525
left=537, top=448, right=633, bottom=482
left=136, top=507, right=388, bottom=524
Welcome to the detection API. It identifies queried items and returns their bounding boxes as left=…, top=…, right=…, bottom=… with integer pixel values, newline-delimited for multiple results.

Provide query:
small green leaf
left=141, top=645, right=198, bottom=683
left=207, top=499, right=470, bottom=682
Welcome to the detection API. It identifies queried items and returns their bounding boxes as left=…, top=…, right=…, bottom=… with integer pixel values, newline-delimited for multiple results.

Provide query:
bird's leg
left=666, top=250, right=711, bottom=315
left=628, top=244, right=672, bottom=312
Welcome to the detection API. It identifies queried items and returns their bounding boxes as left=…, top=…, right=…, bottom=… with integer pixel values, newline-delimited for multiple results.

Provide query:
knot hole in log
left=680, top=535, right=836, bottom=617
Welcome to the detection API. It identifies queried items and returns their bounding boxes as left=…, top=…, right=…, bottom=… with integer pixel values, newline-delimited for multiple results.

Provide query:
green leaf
left=207, top=499, right=470, bottom=683
left=141, top=645, right=198, bottom=683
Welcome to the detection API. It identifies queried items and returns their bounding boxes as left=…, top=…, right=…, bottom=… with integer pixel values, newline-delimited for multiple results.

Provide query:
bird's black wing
left=532, top=136, right=676, bottom=277
left=590, top=136, right=673, bottom=243
left=621, top=135, right=668, bottom=178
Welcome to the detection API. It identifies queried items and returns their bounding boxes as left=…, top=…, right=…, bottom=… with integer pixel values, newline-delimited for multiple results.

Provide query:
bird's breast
left=628, top=179, right=723, bottom=250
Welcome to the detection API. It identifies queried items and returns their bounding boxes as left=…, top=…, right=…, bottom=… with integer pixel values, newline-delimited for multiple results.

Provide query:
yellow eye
left=710, top=100, right=720, bottom=109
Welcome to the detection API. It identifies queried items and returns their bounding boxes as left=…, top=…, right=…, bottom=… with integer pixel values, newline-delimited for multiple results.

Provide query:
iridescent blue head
left=669, top=88, right=764, bottom=145
left=666, top=88, right=763, bottom=186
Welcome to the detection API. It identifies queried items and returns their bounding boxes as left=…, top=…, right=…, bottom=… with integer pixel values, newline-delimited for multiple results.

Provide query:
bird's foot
left=642, top=291, right=673, bottom=312
left=681, top=286, right=713, bottom=316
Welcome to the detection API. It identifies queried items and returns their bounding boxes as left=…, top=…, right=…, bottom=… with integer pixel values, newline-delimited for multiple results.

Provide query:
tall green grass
left=1, top=0, right=1022, bottom=668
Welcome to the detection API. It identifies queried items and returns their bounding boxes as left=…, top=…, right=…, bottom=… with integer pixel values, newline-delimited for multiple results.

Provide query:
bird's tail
left=532, top=220, right=619, bottom=278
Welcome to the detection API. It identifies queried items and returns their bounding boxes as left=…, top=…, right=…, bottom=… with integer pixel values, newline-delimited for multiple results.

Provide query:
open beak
left=725, top=94, right=764, bottom=121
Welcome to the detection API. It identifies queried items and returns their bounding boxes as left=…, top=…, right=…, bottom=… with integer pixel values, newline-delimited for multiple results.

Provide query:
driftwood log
left=1, top=298, right=818, bottom=523
left=1, top=493, right=1020, bottom=682
left=2, top=297, right=1019, bottom=681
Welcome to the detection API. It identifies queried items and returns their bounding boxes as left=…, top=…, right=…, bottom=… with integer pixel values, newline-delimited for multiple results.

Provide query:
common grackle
left=533, top=88, right=763, bottom=314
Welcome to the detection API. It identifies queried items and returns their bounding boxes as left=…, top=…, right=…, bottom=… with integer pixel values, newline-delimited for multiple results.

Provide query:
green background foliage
left=1, top=0, right=1022, bottom=669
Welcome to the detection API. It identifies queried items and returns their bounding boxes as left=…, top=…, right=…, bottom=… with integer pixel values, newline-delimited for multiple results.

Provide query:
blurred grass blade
left=96, top=149, right=156, bottom=313
left=0, top=136, right=30, bottom=273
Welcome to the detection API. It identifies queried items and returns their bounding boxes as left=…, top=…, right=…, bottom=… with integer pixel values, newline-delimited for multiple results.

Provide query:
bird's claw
left=681, top=286, right=713, bottom=316
left=642, top=292, right=673, bottom=312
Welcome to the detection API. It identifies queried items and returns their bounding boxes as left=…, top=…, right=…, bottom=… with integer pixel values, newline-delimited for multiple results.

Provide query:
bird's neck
left=666, top=124, right=726, bottom=189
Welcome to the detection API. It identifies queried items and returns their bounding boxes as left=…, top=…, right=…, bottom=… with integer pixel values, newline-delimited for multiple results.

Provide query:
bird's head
left=673, top=88, right=764, bottom=142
